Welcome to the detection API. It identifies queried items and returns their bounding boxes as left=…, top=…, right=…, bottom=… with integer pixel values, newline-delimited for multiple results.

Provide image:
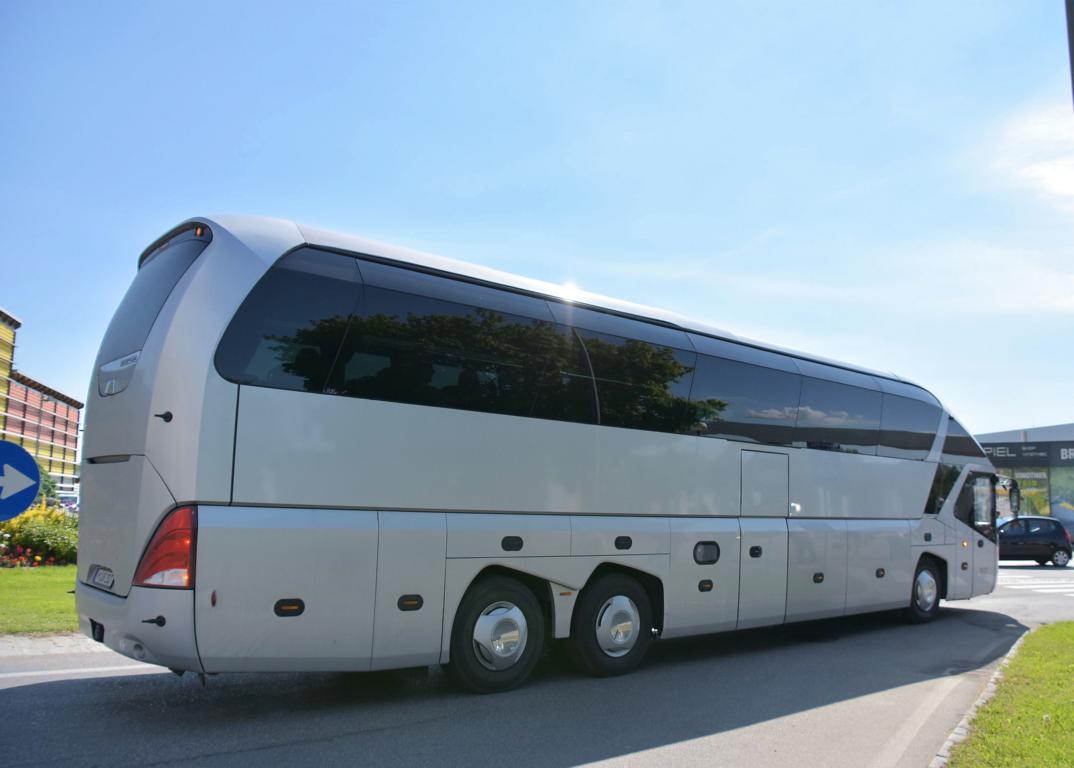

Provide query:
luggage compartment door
left=195, top=505, right=378, bottom=672
left=737, top=450, right=790, bottom=629
left=663, top=518, right=741, bottom=638
left=786, top=519, right=848, bottom=621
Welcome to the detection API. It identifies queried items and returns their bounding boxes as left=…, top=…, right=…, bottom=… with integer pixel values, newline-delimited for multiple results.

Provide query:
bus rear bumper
left=76, top=581, right=203, bottom=673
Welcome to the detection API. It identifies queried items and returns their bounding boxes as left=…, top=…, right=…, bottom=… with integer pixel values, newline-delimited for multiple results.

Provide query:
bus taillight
left=132, top=506, right=197, bottom=589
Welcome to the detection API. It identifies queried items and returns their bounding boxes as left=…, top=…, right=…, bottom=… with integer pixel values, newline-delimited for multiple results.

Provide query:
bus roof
left=197, top=214, right=940, bottom=402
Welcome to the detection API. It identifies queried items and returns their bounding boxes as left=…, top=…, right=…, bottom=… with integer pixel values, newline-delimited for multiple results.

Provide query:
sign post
left=0, top=440, right=41, bottom=522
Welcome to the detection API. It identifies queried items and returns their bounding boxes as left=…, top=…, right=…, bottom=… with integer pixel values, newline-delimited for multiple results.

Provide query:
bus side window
left=688, top=355, right=800, bottom=446
left=333, top=283, right=600, bottom=425
left=215, top=248, right=362, bottom=393
left=573, top=327, right=697, bottom=433
left=878, top=395, right=941, bottom=460
left=942, top=418, right=988, bottom=463
left=793, top=377, right=882, bottom=455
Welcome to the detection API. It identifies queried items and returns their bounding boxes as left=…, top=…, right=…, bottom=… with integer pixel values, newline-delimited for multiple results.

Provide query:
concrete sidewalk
left=0, top=632, right=109, bottom=657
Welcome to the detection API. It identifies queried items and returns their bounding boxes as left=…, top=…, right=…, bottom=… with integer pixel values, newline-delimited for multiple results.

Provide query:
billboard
left=982, top=441, right=1074, bottom=518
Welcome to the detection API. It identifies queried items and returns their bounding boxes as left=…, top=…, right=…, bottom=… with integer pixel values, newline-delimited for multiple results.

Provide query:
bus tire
left=447, top=576, right=545, bottom=694
left=568, top=572, right=653, bottom=677
left=907, top=559, right=941, bottom=624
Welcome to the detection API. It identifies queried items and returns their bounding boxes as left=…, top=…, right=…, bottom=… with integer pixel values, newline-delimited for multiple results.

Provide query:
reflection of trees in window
left=274, top=314, right=350, bottom=393
left=576, top=331, right=698, bottom=433
left=689, top=355, right=798, bottom=445
left=273, top=299, right=707, bottom=433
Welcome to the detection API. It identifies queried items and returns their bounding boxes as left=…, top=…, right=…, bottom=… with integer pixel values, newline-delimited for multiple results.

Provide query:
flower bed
left=0, top=505, right=78, bottom=567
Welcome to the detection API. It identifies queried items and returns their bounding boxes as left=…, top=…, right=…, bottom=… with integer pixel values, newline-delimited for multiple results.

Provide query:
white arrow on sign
left=0, top=463, right=35, bottom=501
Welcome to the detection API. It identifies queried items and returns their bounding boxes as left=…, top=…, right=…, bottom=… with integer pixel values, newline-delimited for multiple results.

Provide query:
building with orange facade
left=0, top=307, right=83, bottom=501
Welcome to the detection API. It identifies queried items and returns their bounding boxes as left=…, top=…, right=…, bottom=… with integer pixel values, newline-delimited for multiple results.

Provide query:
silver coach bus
left=77, top=216, right=1000, bottom=692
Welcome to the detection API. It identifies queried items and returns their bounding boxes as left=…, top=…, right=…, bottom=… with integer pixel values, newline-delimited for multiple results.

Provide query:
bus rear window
left=98, top=227, right=211, bottom=370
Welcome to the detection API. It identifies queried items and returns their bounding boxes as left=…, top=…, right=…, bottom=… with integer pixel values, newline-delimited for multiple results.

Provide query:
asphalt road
left=2, top=562, right=1073, bottom=768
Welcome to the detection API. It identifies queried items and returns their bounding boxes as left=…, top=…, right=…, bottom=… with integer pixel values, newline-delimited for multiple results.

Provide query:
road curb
left=927, top=630, right=1029, bottom=768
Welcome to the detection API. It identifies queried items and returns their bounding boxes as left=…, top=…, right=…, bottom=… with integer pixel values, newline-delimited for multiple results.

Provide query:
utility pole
left=1067, top=0, right=1074, bottom=110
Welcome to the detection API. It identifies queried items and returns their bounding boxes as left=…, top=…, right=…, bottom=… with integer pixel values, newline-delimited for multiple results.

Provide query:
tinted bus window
left=335, top=285, right=598, bottom=423
left=925, top=463, right=961, bottom=514
left=794, top=377, right=881, bottom=454
left=942, top=418, right=987, bottom=462
left=878, top=394, right=941, bottom=460
left=530, top=326, right=599, bottom=424
left=689, top=356, right=801, bottom=445
left=99, top=229, right=210, bottom=364
left=215, top=248, right=361, bottom=392
left=574, top=329, right=696, bottom=433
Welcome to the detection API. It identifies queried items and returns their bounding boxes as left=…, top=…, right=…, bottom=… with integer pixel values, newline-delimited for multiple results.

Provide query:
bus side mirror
left=1010, top=486, right=1021, bottom=516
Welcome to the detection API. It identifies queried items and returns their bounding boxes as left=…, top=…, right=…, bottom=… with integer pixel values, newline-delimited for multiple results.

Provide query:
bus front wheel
left=447, top=576, right=545, bottom=694
left=568, top=572, right=653, bottom=677
left=907, top=559, right=941, bottom=623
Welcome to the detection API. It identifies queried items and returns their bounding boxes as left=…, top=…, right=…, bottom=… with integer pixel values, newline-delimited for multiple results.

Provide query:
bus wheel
left=569, top=573, right=653, bottom=677
left=907, top=559, right=941, bottom=624
left=448, top=576, right=545, bottom=694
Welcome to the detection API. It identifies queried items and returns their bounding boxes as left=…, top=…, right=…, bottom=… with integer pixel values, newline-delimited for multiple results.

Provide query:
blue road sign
left=0, top=440, right=41, bottom=522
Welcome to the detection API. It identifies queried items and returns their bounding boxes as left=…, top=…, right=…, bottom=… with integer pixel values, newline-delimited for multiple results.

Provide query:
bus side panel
left=231, top=388, right=599, bottom=514
left=195, top=505, right=378, bottom=672
left=662, top=518, right=741, bottom=639
left=844, top=520, right=912, bottom=614
left=570, top=515, right=670, bottom=556
left=789, top=451, right=935, bottom=520
left=785, top=519, right=848, bottom=621
left=596, top=426, right=736, bottom=516
left=371, top=511, right=447, bottom=670
left=446, top=513, right=570, bottom=558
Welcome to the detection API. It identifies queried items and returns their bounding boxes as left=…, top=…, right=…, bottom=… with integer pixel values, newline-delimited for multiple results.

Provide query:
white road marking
left=0, top=664, right=166, bottom=680
left=996, top=569, right=1074, bottom=598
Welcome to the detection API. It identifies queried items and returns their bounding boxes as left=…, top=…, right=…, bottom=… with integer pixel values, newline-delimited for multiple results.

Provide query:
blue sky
left=1, top=1, right=1071, bottom=435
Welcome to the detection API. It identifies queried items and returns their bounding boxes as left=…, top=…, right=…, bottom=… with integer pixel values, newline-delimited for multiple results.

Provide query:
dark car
left=997, top=515, right=1072, bottom=567
left=1051, top=508, right=1074, bottom=541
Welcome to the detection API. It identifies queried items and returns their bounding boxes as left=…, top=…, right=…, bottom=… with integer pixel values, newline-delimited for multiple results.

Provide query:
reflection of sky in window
left=745, top=406, right=797, bottom=422
left=793, top=406, right=875, bottom=427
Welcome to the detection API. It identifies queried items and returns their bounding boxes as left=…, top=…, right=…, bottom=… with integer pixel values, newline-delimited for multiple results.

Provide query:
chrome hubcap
left=472, top=601, right=528, bottom=671
left=915, top=570, right=938, bottom=612
left=1056, top=550, right=1070, bottom=566
left=595, top=595, right=639, bottom=658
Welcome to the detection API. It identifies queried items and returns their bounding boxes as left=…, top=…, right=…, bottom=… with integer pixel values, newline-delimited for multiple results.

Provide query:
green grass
left=0, top=565, right=78, bottom=634
left=950, top=622, right=1074, bottom=768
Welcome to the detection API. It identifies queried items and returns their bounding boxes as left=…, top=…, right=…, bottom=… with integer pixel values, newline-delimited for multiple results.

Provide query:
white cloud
left=992, top=101, right=1074, bottom=211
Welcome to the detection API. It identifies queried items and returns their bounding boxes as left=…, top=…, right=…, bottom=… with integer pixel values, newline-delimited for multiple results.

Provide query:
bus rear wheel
left=448, top=576, right=545, bottom=694
left=568, top=573, right=653, bottom=677
left=906, top=559, right=941, bottom=624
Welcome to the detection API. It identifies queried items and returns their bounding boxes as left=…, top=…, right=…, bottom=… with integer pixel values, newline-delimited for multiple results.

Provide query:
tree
left=35, top=462, right=58, bottom=505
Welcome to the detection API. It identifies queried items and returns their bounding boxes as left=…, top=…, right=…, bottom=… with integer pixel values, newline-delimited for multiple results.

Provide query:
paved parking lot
left=1, top=562, right=1071, bottom=768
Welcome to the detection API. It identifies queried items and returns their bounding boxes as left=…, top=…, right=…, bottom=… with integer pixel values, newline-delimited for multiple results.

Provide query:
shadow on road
left=2, top=606, right=1025, bottom=767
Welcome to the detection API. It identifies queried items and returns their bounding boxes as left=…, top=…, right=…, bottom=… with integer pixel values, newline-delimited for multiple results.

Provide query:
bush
left=0, top=504, right=78, bottom=567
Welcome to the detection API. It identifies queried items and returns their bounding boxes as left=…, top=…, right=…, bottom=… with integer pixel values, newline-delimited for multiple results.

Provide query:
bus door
left=970, top=475, right=998, bottom=595
left=951, top=472, right=998, bottom=597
